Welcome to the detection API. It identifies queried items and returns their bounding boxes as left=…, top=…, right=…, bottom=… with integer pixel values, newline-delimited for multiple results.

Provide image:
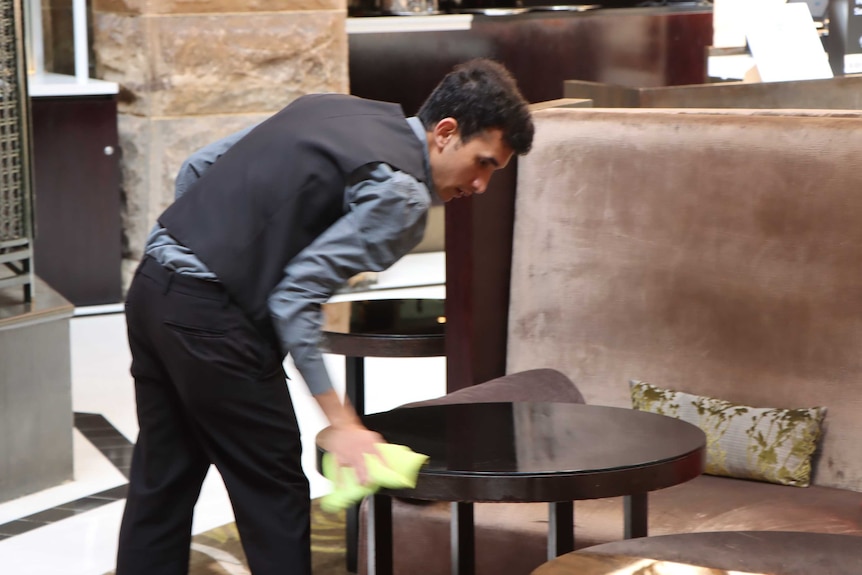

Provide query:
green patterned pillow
left=630, top=380, right=826, bottom=487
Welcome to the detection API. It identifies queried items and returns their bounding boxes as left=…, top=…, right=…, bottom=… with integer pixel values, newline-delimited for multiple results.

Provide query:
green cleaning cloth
left=320, top=443, right=429, bottom=513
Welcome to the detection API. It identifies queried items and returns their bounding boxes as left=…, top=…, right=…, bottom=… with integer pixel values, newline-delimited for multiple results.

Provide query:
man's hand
left=318, top=423, right=385, bottom=485
left=314, top=389, right=387, bottom=485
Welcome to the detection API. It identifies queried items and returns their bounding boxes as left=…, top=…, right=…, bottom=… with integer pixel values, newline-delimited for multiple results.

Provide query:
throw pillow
left=630, top=380, right=826, bottom=487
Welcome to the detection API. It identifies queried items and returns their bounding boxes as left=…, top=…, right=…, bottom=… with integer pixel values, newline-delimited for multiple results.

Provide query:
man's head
left=418, top=59, right=534, bottom=202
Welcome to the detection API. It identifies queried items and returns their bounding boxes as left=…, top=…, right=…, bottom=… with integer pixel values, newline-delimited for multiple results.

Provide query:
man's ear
left=432, top=117, right=459, bottom=150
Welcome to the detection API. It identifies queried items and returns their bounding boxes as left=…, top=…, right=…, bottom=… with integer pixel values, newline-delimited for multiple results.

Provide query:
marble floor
left=0, top=254, right=446, bottom=575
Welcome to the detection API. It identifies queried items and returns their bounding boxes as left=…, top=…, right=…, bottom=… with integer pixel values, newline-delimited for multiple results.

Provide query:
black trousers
left=116, top=257, right=310, bottom=575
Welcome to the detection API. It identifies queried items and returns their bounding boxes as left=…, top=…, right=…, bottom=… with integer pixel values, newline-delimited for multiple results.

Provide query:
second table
left=363, top=401, right=707, bottom=575
left=320, top=297, right=446, bottom=572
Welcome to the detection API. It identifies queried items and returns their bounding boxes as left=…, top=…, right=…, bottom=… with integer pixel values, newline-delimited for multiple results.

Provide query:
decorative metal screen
left=0, top=0, right=33, bottom=303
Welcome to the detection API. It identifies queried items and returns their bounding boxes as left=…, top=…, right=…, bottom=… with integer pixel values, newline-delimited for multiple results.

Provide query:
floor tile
left=18, top=507, right=79, bottom=524
left=0, top=521, right=41, bottom=537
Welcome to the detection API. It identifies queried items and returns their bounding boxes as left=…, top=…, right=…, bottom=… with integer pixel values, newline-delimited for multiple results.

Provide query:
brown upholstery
left=359, top=476, right=862, bottom=575
left=358, top=108, right=862, bottom=574
left=568, top=531, right=862, bottom=575
left=508, top=107, right=862, bottom=492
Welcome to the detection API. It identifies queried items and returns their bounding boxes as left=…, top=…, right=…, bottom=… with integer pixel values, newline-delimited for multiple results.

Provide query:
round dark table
left=319, top=297, right=445, bottom=572
left=533, top=531, right=862, bottom=575
left=361, top=402, right=706, bottom=575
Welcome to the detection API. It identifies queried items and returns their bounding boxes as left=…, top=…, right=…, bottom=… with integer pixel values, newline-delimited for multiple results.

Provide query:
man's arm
left=268, top=163, right=431, bottom=481
left=313, top=391, right=386, bottom=484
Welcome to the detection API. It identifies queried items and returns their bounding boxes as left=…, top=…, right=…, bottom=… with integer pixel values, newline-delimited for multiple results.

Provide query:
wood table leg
left=346, top=502, right=359, bottom=573
left=346, top=356, right=365, bottom=415
left=451, top=502, right=475, bottom=575
left=624, top=493, right=648, bottom=539
left=368, top=494, right=393, bottom=575
left=345, top=356, right=365, bottom=572
left=548, top=501, right=574, bottom=559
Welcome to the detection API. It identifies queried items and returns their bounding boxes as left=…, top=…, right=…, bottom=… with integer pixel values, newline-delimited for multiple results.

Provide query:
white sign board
left=714, top=0, right=784, bottom=48
left=745, top=2, right=833, bottom=82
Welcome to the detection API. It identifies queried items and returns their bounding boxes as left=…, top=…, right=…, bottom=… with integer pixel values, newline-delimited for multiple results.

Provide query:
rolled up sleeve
left=267, top=163, right=431, bottom=395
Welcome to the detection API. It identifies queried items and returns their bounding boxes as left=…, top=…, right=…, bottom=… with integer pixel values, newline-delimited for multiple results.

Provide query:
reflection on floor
left=0, top=282, right=445, bottom=575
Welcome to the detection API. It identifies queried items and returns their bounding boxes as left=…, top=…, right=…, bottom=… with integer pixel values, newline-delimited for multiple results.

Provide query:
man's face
left=429, top=120, right=514, bottom=203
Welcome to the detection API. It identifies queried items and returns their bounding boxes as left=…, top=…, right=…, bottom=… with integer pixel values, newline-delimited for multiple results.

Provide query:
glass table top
left=322, top=298, right=446, bottom=337
left=363, top=402, right=705, bottom=476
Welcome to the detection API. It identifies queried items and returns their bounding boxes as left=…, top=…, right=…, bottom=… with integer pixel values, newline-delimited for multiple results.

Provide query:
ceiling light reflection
left=603, top=557, right=767, bottom=575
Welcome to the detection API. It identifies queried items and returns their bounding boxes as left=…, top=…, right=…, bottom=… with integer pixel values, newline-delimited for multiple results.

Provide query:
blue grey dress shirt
left=144, top=116, right=433, bottom=395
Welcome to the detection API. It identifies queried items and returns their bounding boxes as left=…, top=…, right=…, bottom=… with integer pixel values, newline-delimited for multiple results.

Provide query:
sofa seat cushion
left=577, top=531, right=862, bottom=575
left=359, top=475, right=862, bottom=575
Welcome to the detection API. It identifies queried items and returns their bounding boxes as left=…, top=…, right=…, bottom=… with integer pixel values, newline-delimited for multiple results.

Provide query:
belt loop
left=163, top=272, right=174, bottom=294
left=222, top=290, right=230, bottom=309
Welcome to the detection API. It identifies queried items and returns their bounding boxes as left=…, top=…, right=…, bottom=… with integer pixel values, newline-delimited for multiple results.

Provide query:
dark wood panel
left=349, top=7, right=713, bottom=115
left=564, top=75, right=862, bottom=109
left=445, top=162, right=517, bottom=392
left=30, top=96, right=122, bottom=306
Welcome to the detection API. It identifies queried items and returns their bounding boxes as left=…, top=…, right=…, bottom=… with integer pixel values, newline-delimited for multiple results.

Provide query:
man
left=117, top=58, right=534, bottom=575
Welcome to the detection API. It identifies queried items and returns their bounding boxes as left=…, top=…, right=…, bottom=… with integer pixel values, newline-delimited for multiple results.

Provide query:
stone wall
left=90, top=0, right=349, bottom=287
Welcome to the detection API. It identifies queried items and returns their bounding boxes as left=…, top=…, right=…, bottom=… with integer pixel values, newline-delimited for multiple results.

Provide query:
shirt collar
left=406, top=116, right=436, bottom=200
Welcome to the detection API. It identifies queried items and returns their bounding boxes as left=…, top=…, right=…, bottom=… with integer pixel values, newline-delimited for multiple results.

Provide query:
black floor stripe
left=75, top=413, right=134, bottom=480
left=0, top=413, right=132, bottom=541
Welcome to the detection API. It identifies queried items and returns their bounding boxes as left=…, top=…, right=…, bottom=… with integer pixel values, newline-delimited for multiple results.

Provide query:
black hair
left=417, top=59, right=534, bottom=155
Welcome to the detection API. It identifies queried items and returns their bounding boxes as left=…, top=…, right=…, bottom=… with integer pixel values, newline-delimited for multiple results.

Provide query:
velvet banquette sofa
left=358, top=107, right=862, bottom=574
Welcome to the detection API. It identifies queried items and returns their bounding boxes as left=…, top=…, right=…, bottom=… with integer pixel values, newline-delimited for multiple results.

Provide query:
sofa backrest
left=508, top=107, right=862, bottom=491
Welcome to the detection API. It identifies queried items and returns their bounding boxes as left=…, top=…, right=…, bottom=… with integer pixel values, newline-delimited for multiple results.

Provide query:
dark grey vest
left=158, top=94, right=426, bottom=342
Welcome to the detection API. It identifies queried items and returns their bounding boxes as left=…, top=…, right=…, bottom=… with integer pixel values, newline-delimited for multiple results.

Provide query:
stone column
left=91, top=0, right=349, bottom=287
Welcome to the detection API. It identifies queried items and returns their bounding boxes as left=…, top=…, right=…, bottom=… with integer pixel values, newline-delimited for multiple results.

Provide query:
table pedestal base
left=452, top=502, right=475, bottom=574
left=346, top=356, right=364, bottom=572
left=624, top=493, right=648, bottom=539
left=367, top=494, right=650, bottom=575
left=549, top=502, right=574, bottom=559
left=367, top=494, right=393, bottom=575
